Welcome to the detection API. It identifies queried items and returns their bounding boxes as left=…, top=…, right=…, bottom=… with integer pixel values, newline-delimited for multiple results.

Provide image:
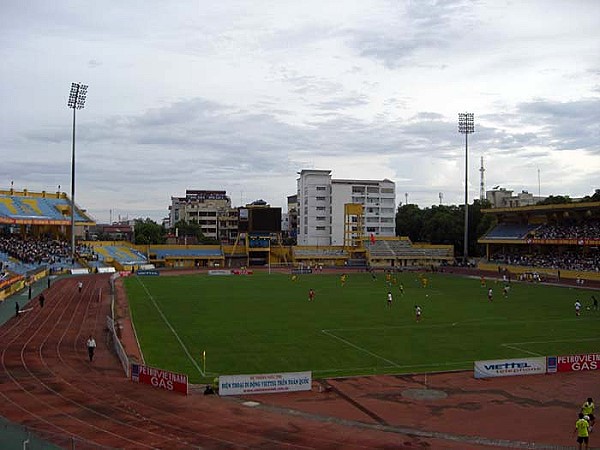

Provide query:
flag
left=370, top=233, right=375, bottom=245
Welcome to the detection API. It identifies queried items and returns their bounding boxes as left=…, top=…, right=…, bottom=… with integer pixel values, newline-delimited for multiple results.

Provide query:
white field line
left=504, top=337, right=600, bottom=346
left=321, top=329, right=401, bottom=367
left=136, top=277, right=205, bottom=376
left=500, top=344, right=542, bottom=357
left=501, top=337, right=600, bottom=358
left=325, top=316, right=587, bottom=333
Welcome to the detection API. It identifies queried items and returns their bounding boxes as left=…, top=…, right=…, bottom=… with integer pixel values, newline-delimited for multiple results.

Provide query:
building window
left=316, top=186, right=326, bottom=191
left=316, top=226, right=326, bottom=231
left=316, top=196, right=326, bottom=201
left=316, top=216, right=326, bottom=221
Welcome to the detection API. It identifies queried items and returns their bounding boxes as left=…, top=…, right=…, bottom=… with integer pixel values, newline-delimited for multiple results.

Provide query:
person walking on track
left=87, top=335, right=97, bottom=362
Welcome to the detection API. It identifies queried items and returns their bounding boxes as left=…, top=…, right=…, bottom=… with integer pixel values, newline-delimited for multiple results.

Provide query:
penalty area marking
left=136, top=277, right=205, bottom=376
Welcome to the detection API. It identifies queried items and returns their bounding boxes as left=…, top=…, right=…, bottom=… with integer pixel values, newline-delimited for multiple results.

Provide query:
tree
left=134, top=218, right=166, bottom=245
left=580, top=190, right=600, bottom=203
left=395, top=200, right=493, bottom=257
left=173, top=220, right=219, bottom=244
left=537, top=195, right=572, bottom=205
left=395, top=204, right=424, bottom=242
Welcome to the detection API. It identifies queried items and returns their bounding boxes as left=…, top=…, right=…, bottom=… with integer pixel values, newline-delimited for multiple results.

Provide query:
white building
left=297, top=169, right=396, bottom=246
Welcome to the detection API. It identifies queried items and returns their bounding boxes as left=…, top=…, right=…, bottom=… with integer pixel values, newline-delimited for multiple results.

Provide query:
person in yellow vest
left=582, top=397, right=595, bottom=429
left=575, top=413, right=590, bottom=450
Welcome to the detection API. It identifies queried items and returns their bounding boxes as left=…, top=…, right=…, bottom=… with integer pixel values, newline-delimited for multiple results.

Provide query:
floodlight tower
left=479, top=156, right=485, bottom=201
left=67, top=82, right=88, bottom=262
left=458, top=112, right=474, bottom=264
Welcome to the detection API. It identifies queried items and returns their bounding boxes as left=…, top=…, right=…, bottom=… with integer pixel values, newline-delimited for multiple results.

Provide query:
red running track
left=0, top=274, right=472, bottom=449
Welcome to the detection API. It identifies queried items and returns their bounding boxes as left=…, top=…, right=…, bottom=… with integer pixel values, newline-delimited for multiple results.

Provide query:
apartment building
left=168, top=190, right=238, bottom=241
left=297, top=169, right=396, bottom=246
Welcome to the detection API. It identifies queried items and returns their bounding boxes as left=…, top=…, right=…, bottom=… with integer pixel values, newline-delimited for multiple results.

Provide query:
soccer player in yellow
left=340, top=273, right=347, bottom=287
left=575, top=413, right=590, bottom=449
left=582, top=397, right=595, bottom=429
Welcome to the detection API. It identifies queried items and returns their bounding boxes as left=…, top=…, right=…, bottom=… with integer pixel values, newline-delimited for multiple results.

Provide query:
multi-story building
left=168, top=190, right=238, bottom=241
left=486, top=188, right=544, bottom=208
left=286, top=194, right=298, bottom=241
left=296, top=169, right=396, bottom=246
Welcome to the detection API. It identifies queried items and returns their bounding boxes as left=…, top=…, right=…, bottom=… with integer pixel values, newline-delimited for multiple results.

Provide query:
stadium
left=0, top=187, right=598, bottom=448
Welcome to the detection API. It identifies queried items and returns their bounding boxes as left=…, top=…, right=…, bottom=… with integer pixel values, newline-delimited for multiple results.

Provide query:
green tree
left=395, top=200, right=493, bottom=257
left=173, top=220, right=219, bottom=244
left=395, top=204, right=424, bottom=242
left=134, top=218, right=166, bottom=245
left=537, top=195, right=572, bottom=205
left=580, top=190, right=600, bottom=203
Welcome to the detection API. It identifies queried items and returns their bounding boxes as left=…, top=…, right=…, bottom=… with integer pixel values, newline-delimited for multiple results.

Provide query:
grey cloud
left=312, top=95, right=370, bottom=111
left=517, top=98, right=600, bottom=153
left=349, top=0, right=477, bottom=68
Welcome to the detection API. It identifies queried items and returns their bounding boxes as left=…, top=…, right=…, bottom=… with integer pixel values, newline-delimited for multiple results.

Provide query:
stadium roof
left=482, top=201, right=600, bottom=215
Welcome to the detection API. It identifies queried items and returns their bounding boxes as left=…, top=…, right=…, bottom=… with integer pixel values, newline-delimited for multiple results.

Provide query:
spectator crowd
left=0, top=235, right=95, bottom=269
left=532, top=221, right=600, bottom=240
left=490, top=250, right=599, bottom=272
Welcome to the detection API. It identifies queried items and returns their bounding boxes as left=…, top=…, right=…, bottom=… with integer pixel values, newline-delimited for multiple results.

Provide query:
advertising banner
left=232, top=269, right=253, bottom=275
left=131, top=363, right=188, bottom=395
left=219, top=371, right=312, bottom=396
left=136, top=269, right=160, bottom=276
left=548, top=353, right=600, bottom=373
left=474, top=357, right=546, bottom=379
left=208, top=270, right=232, bottom=276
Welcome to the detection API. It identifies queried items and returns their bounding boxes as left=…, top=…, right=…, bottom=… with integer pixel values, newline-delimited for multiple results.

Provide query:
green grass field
left=124, top=272, right=600, bottom=384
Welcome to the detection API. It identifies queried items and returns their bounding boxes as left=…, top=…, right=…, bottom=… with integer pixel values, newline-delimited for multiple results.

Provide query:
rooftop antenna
left=537, top=168, right=541, bottom=197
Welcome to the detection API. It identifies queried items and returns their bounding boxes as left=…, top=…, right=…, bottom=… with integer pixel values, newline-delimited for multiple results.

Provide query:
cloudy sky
left=1, top=0, right=599, bottom=223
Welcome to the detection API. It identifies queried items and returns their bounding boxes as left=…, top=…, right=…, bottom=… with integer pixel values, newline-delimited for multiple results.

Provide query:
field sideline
left=124, top=271, right=600, bottom=384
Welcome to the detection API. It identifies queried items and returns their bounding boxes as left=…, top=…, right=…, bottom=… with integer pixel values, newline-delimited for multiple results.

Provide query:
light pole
left=458, top=112, right=474, bottom=265
left=67, top=82, right=88, bottom=263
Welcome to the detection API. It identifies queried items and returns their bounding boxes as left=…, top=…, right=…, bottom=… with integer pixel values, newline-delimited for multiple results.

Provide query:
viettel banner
left=474, top=357, right=546, bottom=379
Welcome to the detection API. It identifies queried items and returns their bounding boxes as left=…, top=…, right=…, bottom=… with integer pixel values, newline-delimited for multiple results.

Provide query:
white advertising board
left=219, top=371, right=312, bottom=396
left=474, top=357, right=546, bottom=379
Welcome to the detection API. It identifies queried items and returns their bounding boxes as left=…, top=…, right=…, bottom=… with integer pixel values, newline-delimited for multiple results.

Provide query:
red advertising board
left=556, top=353, right=600, bottom=372
left=131, top=363, right=188, bottom=395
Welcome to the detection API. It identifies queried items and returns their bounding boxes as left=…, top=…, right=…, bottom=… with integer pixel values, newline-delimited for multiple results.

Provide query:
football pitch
left=124, top=272, right=600, bottom=384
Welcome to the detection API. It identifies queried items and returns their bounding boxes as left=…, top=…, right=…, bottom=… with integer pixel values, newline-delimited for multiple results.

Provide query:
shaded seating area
left=482, top=223, right=537, bottom=240
left=367, top=238, right=454, bottom=267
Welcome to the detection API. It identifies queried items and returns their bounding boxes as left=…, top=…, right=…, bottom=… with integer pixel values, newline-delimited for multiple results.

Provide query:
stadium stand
left=95, top=245, right=148, bottom=265
left=479, top=201, right=600, bottom=281
left=483, top=223, right=538, bottom=240
left=366, top=238, right=453, bottom=267
left=0, top=190, right=94, bottom=224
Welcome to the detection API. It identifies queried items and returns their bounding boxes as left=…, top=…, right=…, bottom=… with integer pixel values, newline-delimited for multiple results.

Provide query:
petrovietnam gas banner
left=219, top=371, right=312, bottom=396
left=131, top=363, right=188, bottom=395
left=474, top=357, right=546, bottom=379
left=547, top=353, right=600, bottom=373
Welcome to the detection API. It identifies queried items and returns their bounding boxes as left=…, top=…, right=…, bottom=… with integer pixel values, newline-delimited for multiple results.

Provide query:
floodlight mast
left=458, top=112, right=474, bottom=265
left=67, top=82, right=88, bottom=263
